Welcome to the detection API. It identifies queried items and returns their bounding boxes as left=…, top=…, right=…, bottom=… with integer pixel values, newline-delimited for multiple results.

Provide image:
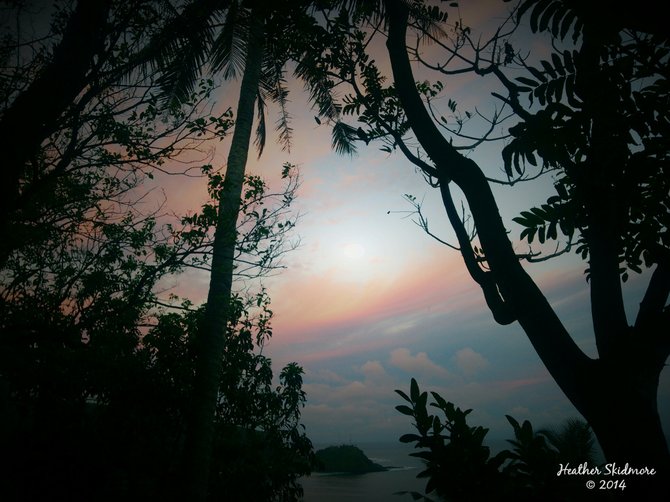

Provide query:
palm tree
left=149, top=1, right=332, bottom=498
left=181, top=14, right=265, bottom=502
left=539, top=418, right=598, bottom=466
left=151, top=2, right=401, bottom=497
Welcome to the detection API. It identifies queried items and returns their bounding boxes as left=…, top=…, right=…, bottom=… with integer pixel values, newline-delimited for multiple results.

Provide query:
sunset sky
left=158, top=1, right=670, bottom=448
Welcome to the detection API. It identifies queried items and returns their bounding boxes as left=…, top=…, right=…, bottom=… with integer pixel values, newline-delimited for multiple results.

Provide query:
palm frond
left=150, top=0, right=239, bottom=102
left=330, top=0, right=387, bottom=25
left=295, top=51, right=342, bottom=123
left=210, top=0, right=249, bottom=80
left=260, top=58, right=292, bottom=153
left=254, top=89, right=267, bottom=158
left=538, top=418, right=596, bottom=464
left=331, top=120, right=358, bottom=155
left=148, top=0, right=230, bottom=104
left=156, top=30, right=214, bottom=105
left=407, top=0, right=449, bottom=43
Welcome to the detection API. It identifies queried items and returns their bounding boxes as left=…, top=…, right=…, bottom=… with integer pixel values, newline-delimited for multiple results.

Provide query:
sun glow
left=342, top=242, right=366, bottom=260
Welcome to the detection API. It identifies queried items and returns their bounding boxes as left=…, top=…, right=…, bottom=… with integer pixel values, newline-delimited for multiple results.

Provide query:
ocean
left=299, top=442, right=430, bottom=501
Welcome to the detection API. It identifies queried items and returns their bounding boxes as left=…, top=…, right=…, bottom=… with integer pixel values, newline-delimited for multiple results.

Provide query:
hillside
left=315, top=445, right=388, bottom=474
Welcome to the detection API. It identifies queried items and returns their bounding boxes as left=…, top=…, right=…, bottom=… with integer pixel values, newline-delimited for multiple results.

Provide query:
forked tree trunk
left=384, top=0, right=669, bottom=498
left=182, top=16, right=265, bottom=502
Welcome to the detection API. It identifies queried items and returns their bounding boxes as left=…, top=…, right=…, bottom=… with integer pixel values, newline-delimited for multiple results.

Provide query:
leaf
left=560, top=10, right=577, bottom=40
left=516, top=76, right=539, bottom=88
left=512, top=216, right=534, bottom=228
left=555, top=181, right=568, bottom=199
left=528, top=65, right=547, bottom=82
left=395, top=389, right=412, bottom=403
left=550, top=77, right=565, bottom=102
left=565, top=74, right=580, bottom=108
left=396, top=405, right=414, bottom=416
left=540, top=59, right=557, bottom=79
left=526, top=228, right=537, bottom=243
left=502, top=146, right=514, bottom=177
left=410, top=377, right=420, bottom=402
left=538, top=1, right=560, bottom=33
left=520, top=210, right=543, bottom=225
left=551, top=53, right=565, bottom=75
left=529, top=0, right=553, bottom=33
left=417, top=390, right=428, bottom=411
left=530, top=206, right=547, bottom=218
left=430, top=391, right=449, bottom=411
left=534, top=83, right=548, bottom=106
left=547, top=221, right=558, bottom=240
left=399, top=433, right=421, bottom=443
left=513, top=150, right=522, bottom=175
left=563, top=50, right=575, bottom=73
left=526, top=151, right=538, bottom=166
left=506, top=414, right=521, bottom=433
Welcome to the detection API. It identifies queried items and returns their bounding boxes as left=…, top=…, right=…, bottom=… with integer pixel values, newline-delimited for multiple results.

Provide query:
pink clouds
left=453, top=347, right=490, bottom=376
left=360, top=360, right=390, bottom=381
left=389, top=348, right=452, bottom=379
left=268, top=247, right=477, bottom=347
left=295, top=347, right=570, bottom=444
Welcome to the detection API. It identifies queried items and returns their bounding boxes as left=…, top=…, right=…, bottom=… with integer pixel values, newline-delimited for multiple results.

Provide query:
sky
left=156, top=1, right=670, bottom=449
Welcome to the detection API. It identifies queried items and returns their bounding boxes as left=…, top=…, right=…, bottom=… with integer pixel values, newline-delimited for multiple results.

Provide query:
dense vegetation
left=396, top=379, right=607, bottom=502
left=1, top=0, right=668, bottom=500
left=0, top=2, right=312, bottom=500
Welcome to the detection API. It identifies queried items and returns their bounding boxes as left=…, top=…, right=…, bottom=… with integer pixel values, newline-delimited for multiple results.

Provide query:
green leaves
left=331, top=120, right=359, bottom=155
left=394, top=379, right=505, bottom=499
left=514, top=205, right=559, bottom=244
left=396, top=404, right=415, bottom=417
left=507, top=23, right=670, bottom=279
left=517, top=0, right=583, bottom=42
left=396, top=379, right=594, bottom=499
left=515, top=51, right=581, bottom=107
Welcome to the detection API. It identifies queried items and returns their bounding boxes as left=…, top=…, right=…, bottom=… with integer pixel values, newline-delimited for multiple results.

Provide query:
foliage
left=303, top=0, right=669, bottom=481
left=395, top=379, right=602, bottom=502
left=149, top=298, right=314, bottom=502
left=0, top=154, right=308, bottom=501
left=538, top=417, right=597, bottom=466
left=0, top=2, right=312, bottom=500
left=502, top=11, right=670, bottom=279
left=395, top=378, right=511, bottom=500
left=147, top=4, right=323, bottom=497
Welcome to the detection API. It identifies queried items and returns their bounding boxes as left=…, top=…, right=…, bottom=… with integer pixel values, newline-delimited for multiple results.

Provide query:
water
left=299, top=442, right=429, bottom=501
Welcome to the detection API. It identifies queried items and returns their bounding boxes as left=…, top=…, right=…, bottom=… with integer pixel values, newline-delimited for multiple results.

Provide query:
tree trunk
left=181, top=16, right=265, bottom=502
left=583, top=356, right=669, bottom=499
left=383, top=0, right=669, bottom=495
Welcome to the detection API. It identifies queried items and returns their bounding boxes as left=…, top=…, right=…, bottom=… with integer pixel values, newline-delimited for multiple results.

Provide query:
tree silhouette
left=146, top=1, right=324, bottom=497
left=397, top=379, right=612, bottom=501
left=1, top=2, right=311, bottom=500
left=300, top=0, right=669, bottom=495
left=538, top=418, right=597, bottom=467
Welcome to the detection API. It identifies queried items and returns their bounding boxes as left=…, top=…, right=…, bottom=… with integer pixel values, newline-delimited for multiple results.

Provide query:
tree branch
left=385, top=0, right=592, bottom=403
left=0, top=0, right=112, bottom=220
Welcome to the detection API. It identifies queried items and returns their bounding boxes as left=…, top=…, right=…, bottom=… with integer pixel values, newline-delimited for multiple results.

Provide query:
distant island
left=314, top=445, right=389, bottom=474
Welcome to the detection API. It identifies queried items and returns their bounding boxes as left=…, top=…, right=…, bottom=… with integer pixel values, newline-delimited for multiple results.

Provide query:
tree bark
left=384, top=0, right=669, bottom=493
left=181, top=15, right=265, bottom=502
